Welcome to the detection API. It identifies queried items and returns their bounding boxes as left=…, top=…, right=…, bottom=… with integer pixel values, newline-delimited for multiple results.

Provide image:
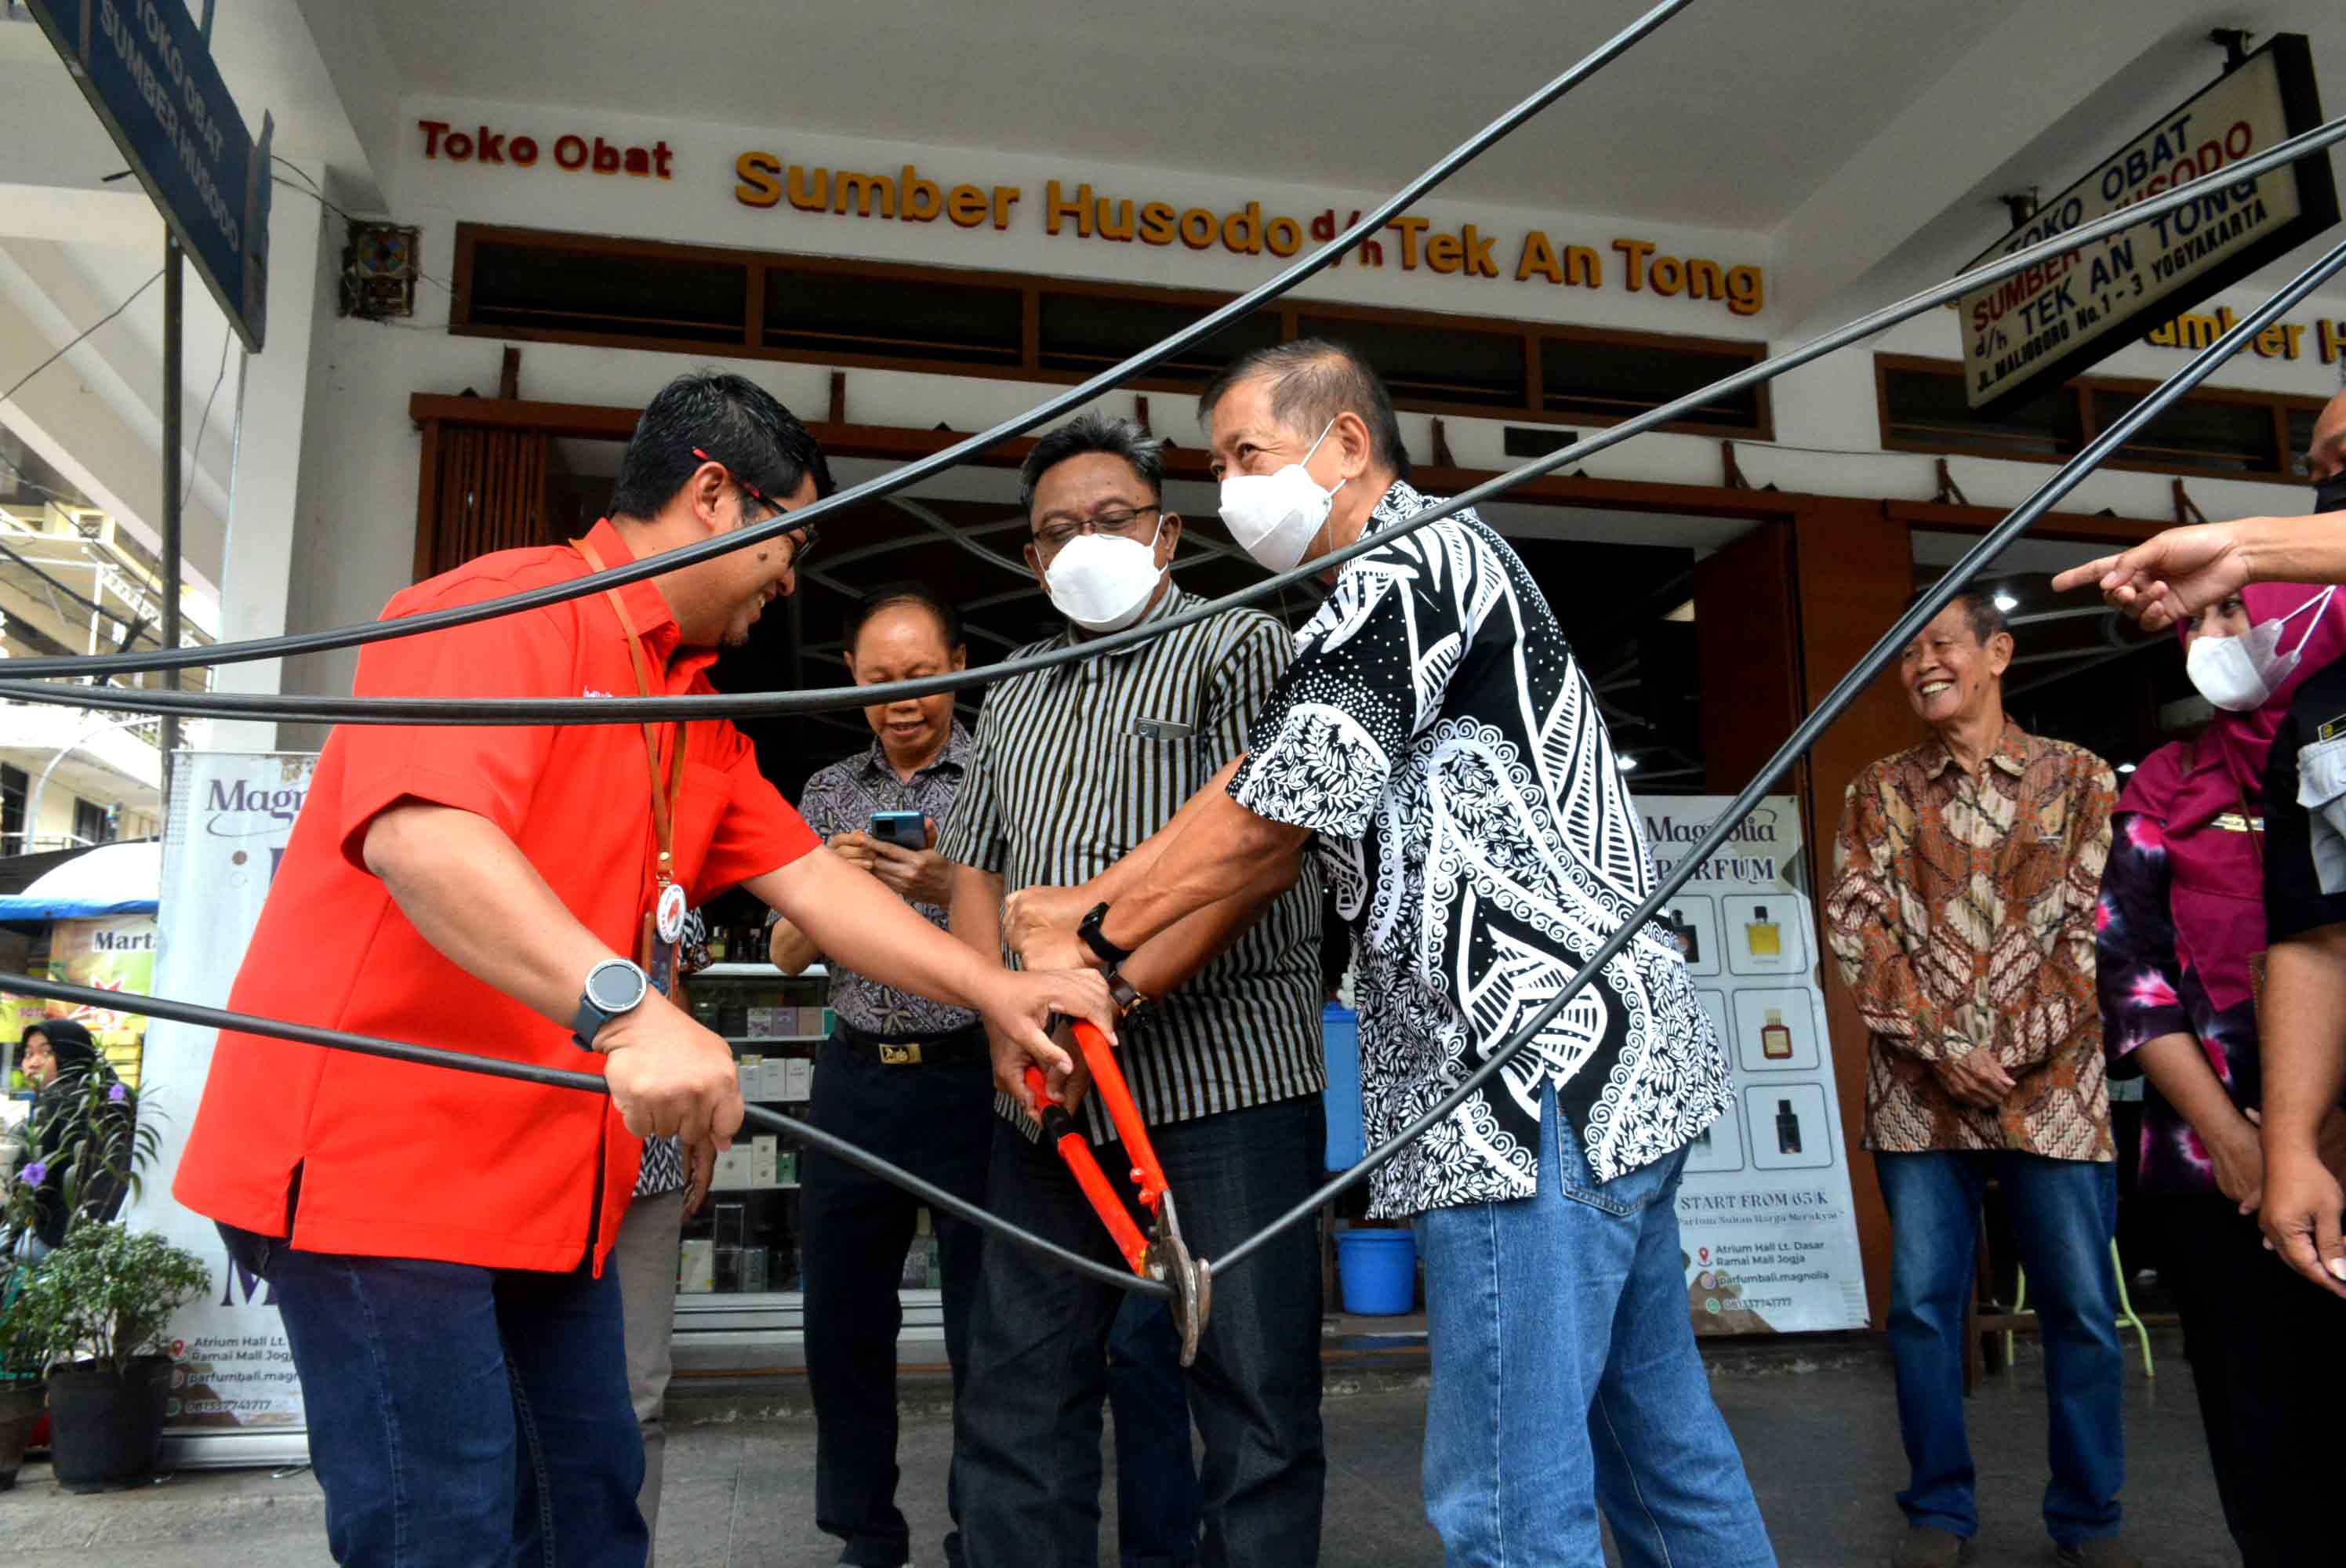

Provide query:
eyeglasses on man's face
left=692, top=445, right=819, bottom=568
left=1032, top=504, right=1165, bottom=556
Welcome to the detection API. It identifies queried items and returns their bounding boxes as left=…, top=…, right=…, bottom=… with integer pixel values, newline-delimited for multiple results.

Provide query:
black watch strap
left=1079, top=901, right=1135, bottom=966
left=1104, top=966, right=1149, bottom=1018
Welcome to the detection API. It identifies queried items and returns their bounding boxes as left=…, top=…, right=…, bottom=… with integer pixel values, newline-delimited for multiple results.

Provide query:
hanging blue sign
left=24, top=0, right=272, bottom=351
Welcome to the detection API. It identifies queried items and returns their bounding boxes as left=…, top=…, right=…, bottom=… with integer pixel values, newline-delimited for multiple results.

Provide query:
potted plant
left=9, top=1224, right=209, bottom=1491
left=2, top=1056, right=187, bottom=1493
left=1, top=1155, right=50, bottom=1490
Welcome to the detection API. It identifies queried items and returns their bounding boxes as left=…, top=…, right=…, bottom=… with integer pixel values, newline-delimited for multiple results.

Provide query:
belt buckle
left=877, top=1041, right=923, bottom=1066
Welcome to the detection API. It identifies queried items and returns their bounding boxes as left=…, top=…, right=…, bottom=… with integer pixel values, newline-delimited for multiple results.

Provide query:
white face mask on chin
left=1042, top=515, right=1168, bottom=633
left=2184, top=586, right=2335, bottom=711
left=1218, top=419, right=1346, bottom=573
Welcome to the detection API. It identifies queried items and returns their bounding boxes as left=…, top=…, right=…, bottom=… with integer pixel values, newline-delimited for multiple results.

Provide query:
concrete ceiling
left=362, top=0, right=2025, bottom=228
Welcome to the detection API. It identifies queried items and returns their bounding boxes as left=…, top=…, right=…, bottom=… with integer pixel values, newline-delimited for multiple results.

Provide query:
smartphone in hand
left=870, top=811, right=928, bottom=851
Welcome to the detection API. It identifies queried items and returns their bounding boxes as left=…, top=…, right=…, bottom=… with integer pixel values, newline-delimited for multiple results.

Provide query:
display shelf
left=746, top=1095, right=811, bottom=1105
left=725, top=1035, right=827, bottom=1045
left=710, top=1182, right=801, bottom=1193
left=697, top=961, right=824, bottom=979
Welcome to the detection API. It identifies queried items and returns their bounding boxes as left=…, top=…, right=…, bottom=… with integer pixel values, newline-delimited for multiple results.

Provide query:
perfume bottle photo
left=1761, top=1009, right=1794, bottom=1061
left=1745, top=905, right=1781, bottom=959
left=1664, top=908, right=1701, bottom=964
left=1775, top=1099, right=1803, bottom=1156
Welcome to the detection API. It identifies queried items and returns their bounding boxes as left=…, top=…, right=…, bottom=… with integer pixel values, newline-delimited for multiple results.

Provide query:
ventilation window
left=764, top=267, right=1022, bottom=367
left=1295, top=314, right=1527, bottom=412
left=1881, top=361, right=2079, bottom=462
left=1037, top=291, right=1280, bottom=383
left=1544, top=336, right=1764, bottom=430
left=1876, top=354, right=2323, bottom=481
left=467, top=239, right=747, bottom=347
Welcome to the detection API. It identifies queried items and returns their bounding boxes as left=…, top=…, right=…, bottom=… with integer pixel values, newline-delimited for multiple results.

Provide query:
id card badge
left=639, top=911, right=679, bottom=1000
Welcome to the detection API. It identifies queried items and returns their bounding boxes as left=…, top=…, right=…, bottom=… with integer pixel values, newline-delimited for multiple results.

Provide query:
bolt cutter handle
left=1023, top=1065, right=1150, bottom=1274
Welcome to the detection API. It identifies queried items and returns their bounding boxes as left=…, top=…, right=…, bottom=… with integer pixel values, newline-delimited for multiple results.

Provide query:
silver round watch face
left=586, top=960, right=647, bottom=1014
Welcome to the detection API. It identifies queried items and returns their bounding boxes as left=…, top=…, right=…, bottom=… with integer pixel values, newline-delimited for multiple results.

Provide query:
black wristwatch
left=572, top=957, right=651, bottom=1051
left=1078, top=902, right=1134, bottom=967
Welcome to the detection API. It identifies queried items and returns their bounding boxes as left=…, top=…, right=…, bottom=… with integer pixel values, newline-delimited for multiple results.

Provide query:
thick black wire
left=0, top=0, right=1697, bottom=684
left=1214, top=230, right=2346, bottom=1275
left=0, top=970, right=1170, bottom=1299
left=9, top=111, right=2344, bottom=727
left=16, top=243, right=2343, bottom=1298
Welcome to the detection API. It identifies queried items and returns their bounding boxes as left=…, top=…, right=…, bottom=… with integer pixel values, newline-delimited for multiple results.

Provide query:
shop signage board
left=1957, top=33, right=2336, bottom=415
left=24, top=0, right=272, bottom=350
left=1638, top=794, right=1871, bottom=1335
left=43, top=914, right=158, bottom=1087
left=129, top=751, right=316, bottom=1466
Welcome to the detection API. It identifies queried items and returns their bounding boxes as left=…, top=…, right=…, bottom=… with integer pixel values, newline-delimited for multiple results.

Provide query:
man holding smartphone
left=767, top=582, right=995, bottom=1568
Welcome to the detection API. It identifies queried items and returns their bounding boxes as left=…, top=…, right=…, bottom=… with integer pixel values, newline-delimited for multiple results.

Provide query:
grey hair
left=1197, top=338, right=1411, bottom=479
left=1019, top=412, right=1166, bottom=517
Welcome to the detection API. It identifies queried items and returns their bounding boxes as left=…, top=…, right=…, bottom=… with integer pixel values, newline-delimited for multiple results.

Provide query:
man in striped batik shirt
left=941, top=412, right=1329, bottom=1568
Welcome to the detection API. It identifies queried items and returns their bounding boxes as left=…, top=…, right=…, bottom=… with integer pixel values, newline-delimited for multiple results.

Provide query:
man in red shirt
left=173, top=372, right=1111, bottom=1567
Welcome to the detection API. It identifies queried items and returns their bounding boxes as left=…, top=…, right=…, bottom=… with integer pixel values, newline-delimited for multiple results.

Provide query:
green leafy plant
left=7, top=1224, right=209, bottom=1377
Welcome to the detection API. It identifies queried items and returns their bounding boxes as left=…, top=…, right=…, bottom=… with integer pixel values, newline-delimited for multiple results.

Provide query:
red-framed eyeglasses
left=692, top=446, right=819, bottom=567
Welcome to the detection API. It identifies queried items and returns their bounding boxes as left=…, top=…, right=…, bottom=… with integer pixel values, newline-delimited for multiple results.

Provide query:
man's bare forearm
left=1097, top=783, right=1309, bottom=953
left=1084, top=756, right=1248, bottom=909
left=1120, top=845, right=1306, bottom=1000
left=768, top=919, right=822, bottom=975
left=363, top=802, right=619, bottom=1027
left=748, top=849, right=1000, bottom=1014
left=2264, top=930, right=2346, bottom=1145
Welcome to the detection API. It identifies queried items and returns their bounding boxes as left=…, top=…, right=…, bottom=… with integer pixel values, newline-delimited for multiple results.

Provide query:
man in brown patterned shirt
left=1828, top=590, right=2132, bottom=1568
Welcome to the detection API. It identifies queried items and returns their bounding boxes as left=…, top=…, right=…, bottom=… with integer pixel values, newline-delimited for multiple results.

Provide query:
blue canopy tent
left=0, top=840, right=162, bottom=922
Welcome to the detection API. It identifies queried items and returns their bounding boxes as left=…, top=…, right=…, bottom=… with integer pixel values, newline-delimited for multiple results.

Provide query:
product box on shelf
left=713, top=1145, right=754, bottom=1190
left=679, top=1239, right=715, bottom=1294
left=737, top=1054, right=764, bottom=1098
left=783, top=1056, right=813, bottom=1101
left=752, top=1135, right=779, bottom=1189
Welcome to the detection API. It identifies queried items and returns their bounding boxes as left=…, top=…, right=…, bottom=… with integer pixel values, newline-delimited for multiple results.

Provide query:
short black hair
left=843, top=580, right=964, bottom=657
left=608, top=371, right=834, bottom=521
left=1019, top=412, right=1165, bottom=517
left=1909, top=585, right=2008, bottom=645
left=1197, top=338, right=1411, bottom=479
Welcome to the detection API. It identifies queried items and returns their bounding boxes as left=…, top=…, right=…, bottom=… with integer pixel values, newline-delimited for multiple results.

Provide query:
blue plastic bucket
left=1320, top=1003, right=1364, bottom=1171
left=1336, top=1227, right=1418, bottom=1316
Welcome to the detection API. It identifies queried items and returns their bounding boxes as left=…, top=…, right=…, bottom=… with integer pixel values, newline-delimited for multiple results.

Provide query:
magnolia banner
left=129, top=752, right=317, bottom=1467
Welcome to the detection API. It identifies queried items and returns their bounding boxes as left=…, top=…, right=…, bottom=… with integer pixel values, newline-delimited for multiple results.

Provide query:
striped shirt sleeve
left=937, top=699, right=1008, bottom=875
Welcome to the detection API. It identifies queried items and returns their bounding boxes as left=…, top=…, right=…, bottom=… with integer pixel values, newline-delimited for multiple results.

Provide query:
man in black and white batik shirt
left=1004, top=342, right=1774, bottom=1568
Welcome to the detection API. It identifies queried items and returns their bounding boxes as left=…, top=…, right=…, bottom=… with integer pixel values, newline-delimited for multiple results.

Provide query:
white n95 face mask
left=2184, top=586, right=2335, bottom=712
left=1218, top=419, right=1346, bottom=573
left=1043, top=517, right=1166, bottom=633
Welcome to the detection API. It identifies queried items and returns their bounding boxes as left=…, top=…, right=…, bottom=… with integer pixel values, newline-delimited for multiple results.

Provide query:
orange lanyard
left=576, top=541, right=685, bottom=890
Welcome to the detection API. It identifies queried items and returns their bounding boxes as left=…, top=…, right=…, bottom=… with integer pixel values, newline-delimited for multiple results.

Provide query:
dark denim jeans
left=1415, top=1087, right=1774, bottom=1568
left=263, top=1241, right=645, bottom=1566
left=1108, top=1294, right=1203, bottom=1568
left=800, top=1028, right=995, bottom=1568
left=1875, top=1150, right=2123, bottom=1548
left=954, top=1095, right=1326, bottom=1568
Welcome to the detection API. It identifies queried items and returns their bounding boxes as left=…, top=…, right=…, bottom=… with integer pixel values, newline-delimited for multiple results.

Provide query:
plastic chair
left=2002, top=1240, right=2155, bottom=1377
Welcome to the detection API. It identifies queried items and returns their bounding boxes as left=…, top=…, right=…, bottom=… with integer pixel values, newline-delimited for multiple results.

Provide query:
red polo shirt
left=174, top=521, right=817, bottom=1273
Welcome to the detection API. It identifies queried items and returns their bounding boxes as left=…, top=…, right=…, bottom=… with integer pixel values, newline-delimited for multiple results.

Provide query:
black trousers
left=953, top=1095, right=1327, bottom=1568
left=2153, top=1193, right=2346, bottom=1566
left=800, top=1025, right=994, bottom=1568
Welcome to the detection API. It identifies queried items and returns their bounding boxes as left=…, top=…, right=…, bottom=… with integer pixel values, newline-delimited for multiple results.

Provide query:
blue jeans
left=1417, top=1089, right=1774, bottom=1568
left=1875, top=1151, right=2123, bottom=1547
left=1108, top=1294, right=1202, bottom=1568
left=265, top=1242, right=647, bottom=1566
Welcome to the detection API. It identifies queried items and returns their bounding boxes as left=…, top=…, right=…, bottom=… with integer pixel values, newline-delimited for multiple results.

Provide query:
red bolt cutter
left=1024, top=1018, right=1211, bottom=1366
